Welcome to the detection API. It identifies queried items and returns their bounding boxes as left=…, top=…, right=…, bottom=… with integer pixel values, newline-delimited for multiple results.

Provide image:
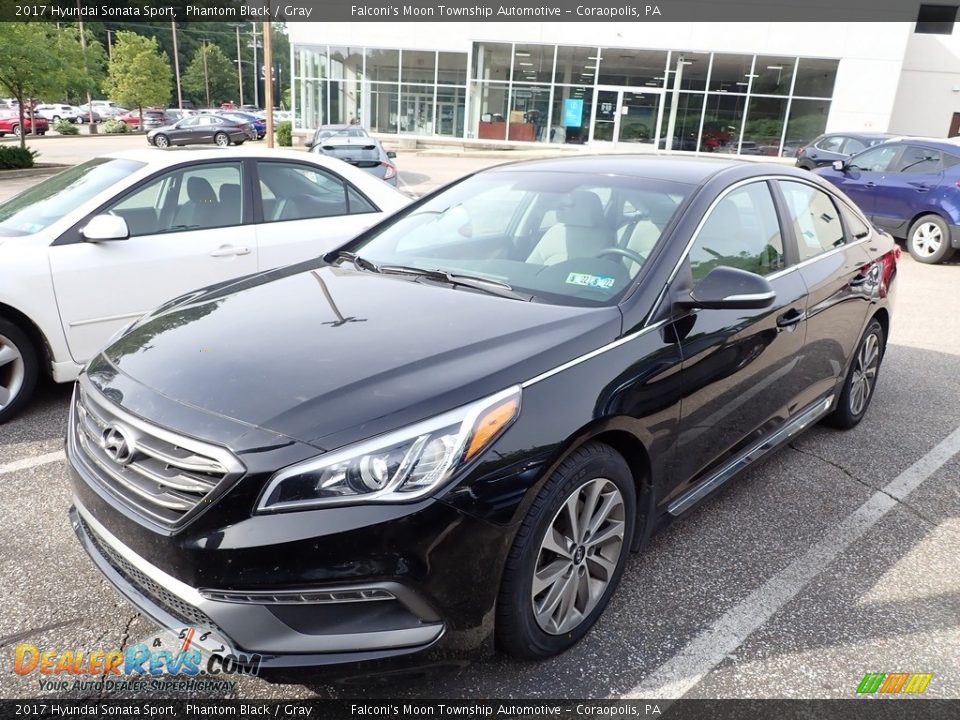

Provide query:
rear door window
left=779, top=181, right=846, bottom=261
left=896, top=146, right=942, bottom=174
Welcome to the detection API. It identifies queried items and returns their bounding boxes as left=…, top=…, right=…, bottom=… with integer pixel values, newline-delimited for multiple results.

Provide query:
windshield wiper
left=378, top=265, right=532, bottom=301
left=329, top=250, right=380, bottom=273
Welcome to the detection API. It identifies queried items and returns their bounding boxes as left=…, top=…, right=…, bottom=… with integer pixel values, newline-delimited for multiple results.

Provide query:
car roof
left=485, top=154, right=756, bottom=184
left=878, top=136, right=960, bottom=153
left=99, top=148, right=351, bottom=168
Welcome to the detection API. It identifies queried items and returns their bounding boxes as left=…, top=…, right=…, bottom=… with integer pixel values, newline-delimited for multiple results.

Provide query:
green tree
left=0, top=23, right=95, bottom=147
left=182, top=44, right=236, bottom=108
left=103, top=31, right=172, bottom=126
left=55, top=26, right=108, bottom=105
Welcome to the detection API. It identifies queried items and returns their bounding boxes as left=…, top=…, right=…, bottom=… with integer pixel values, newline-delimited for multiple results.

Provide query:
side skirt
left=667, top=395, right=834, bottom=516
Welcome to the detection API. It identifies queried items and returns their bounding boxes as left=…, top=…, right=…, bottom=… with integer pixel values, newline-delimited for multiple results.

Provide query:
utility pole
left=202, top=40, right=211, bottom=108
left=263, top=22, right=274, bottom=147
left=171, top=22, right=182, bottom=109
left=106, top=29, right=112, bottom=61
left=235, top=26, right=244, bottom=106
left=77, top=11, right=95, bottom=129
left=251, top=22, right=259, bottom=108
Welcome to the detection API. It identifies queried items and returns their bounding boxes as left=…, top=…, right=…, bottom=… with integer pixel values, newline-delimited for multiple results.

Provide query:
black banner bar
left=1, top=700, right=958, bottom=719
left=0, top=0, right=943, bottom=23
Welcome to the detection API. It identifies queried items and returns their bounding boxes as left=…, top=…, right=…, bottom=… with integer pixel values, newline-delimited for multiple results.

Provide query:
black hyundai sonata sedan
left=67, top=156, right=898, bottom=679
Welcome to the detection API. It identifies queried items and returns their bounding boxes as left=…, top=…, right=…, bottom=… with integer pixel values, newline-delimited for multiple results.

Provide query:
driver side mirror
left=832, top=160, right=846, bottom=172
left=677, top=266, right=776, bottom=310
left=81, top=214, right=129, bottom=242
left=386, top=150, right=397, bottom=159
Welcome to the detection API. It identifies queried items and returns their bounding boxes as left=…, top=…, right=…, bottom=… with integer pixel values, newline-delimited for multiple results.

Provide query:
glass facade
left=292, top=42, right=839, bottom=156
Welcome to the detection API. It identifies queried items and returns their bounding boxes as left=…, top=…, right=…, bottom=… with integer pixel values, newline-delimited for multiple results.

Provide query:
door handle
left=209, top=245, right=251, bottom=257
left=865, top=182, right=877, bottom=188
left=776, top=308, right=805, bottom=329
left=914, top=184, right=931, bottom=192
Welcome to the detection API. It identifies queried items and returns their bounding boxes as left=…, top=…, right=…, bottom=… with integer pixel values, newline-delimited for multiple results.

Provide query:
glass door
left=618, top=91, right=660, bottom=145
left=590, top=87, right=663, bottom=146
left=593, top=89, right=618, bottom=142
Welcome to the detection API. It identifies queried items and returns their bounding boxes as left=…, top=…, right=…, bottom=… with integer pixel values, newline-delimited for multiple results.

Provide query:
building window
left=915, top=4, right=958, bottom=34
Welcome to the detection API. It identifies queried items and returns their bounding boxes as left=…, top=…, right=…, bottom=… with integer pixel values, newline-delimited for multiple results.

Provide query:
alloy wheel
left=215, top=133, right=229, bottom=147
left=0, top=333, right=25, bottom=412
left=849, top=331, right=880, bottom=416
left=911, top=222, right=942, bottom=258
left=531, top=477, right=625, bottom=635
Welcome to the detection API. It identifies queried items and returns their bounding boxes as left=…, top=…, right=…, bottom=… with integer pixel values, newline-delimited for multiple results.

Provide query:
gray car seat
left=527, top=191, right=611, bottom=266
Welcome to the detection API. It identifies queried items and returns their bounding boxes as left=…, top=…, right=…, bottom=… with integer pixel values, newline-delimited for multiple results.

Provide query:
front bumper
left=70, top=502, right=450, bottom=676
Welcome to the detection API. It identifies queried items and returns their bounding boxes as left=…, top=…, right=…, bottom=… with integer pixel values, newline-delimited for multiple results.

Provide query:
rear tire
left=907, top=214, right=955, bottom=264
left=0, top=318, right=39, bottom=424
left=825, top=319, right=884, bottom=430
left=496, top=442, right=636, bottom=660
left=12, top=124, right=20, bottom=137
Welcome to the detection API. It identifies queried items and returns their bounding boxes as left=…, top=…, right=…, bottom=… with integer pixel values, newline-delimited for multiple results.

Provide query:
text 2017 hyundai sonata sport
left=67, top=157, right=898, bottom=678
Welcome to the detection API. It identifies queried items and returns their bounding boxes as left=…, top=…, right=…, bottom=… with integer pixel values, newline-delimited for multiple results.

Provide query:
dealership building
left=287, top=18, right=960, bottom=154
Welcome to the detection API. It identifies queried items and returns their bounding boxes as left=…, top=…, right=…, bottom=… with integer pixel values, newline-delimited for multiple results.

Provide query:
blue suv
left=816, top=138, right=960, bottom=264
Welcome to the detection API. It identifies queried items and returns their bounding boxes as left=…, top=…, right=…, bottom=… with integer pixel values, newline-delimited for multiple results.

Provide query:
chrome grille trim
left=200, top=587, right=397, bottom=605
left=72, top=376, right=243, bottom=527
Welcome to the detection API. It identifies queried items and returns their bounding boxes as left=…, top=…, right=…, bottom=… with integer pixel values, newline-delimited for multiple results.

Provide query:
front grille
left=79, top=516, right=225, bottom=636
left=73, top=383, right=242, bottom=528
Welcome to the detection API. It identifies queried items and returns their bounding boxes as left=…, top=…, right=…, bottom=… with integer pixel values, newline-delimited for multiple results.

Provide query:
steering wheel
left=595, top=247, right=647, bottom=265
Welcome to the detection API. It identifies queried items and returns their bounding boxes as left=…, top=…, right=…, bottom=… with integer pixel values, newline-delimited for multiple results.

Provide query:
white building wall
left=889, top=28, right=960, bottom=137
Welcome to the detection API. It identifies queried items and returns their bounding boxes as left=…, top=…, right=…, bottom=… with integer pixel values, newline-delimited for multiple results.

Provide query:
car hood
left=101, top=261, right=622, bottom=448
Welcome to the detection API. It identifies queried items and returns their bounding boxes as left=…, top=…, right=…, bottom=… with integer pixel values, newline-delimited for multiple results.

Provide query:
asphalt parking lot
left=1, top=143, right=958, bottom=700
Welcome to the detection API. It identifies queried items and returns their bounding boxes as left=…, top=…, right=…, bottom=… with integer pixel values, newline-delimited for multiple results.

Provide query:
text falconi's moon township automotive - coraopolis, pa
left=350, top=5, right=662, bottom=18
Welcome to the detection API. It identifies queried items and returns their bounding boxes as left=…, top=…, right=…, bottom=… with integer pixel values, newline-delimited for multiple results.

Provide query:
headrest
left=187, top=176, right=216, bottom=204
left=555, top=191, right=604, bottom=228
left=219, top=183, right=241, bottom=206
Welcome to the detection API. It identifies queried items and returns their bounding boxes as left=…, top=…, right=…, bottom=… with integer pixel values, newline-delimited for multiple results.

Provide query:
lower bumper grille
left=79, top=516, right=223, bottom=636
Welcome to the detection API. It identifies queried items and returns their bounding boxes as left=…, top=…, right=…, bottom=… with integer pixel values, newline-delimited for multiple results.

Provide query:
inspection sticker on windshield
left=566, top=272, right=616, bottom=290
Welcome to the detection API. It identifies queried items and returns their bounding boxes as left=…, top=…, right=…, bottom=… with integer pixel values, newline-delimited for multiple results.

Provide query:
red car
left=0, top=110, right=48, bottom=137
left=118, top=108, right=169, bottom=130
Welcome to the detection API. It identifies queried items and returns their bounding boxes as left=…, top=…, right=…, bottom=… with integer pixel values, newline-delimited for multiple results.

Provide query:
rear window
left=322, top=145, right=380, bottom=166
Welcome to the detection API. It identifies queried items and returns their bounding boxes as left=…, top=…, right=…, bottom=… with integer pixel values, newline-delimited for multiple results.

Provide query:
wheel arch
left=870, top=307, right=890, bottom=352
left=0, top=302, right=52, bottom=375
left=906, top=209, right=948, bottom=236
left=522, top=420, right=658, bottom=554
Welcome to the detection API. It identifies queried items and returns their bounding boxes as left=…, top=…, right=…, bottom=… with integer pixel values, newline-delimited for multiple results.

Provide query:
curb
left=0, top=164, right=68, bottom=179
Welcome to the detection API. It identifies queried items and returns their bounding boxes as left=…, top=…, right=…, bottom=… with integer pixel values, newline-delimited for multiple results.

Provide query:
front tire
left=0, top=319, right=39, bottom=424
left=496, top=442, right=636, bottom=659
left=907, top=214, right=955, bottom=264
left=154, top=134, right=169, bottom=149
left=825, top=319, right=885, bottom=430
left=214, top=132, right=229, bottom=147
left=12, top=124, right=20, bottom=137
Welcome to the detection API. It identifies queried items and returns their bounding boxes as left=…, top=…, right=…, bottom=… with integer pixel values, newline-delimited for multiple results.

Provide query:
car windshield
left=0, top=158, right=146, bottom=237
left=317, top=128, right=366, bottom=140
left=346, top=170, right=692, bottom=306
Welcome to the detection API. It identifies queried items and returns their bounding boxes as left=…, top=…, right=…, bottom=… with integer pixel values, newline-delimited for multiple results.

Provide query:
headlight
left=256, top=386, right=522, bottom=512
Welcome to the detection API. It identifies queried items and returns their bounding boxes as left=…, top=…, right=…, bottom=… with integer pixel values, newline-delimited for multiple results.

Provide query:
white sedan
left=0, top=147, right=410, bottom=421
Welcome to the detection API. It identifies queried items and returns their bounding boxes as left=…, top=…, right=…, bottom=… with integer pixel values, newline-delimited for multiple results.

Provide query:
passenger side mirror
left=678, top=266, right=776, bottom=310
left=305, top=139, right=313, bottom=149
left=81, top=214, right=129, bottom=242
left=386, top=150, right=397, bottom=159
left=832, top=160, right=846, bottom=172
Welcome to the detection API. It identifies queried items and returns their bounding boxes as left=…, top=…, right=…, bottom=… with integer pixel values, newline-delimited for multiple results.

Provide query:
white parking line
left=625, top=423, right=960, bottom=700
left=0, top=450, right=65, bottom=475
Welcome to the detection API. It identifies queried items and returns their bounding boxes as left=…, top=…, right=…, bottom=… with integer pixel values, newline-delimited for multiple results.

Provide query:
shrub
left=276, top=120, right=292, bottom=147
left=0, top=145, right=38, bottom=170
left=102, top=119, right=129, bottom=134
left=54, top=119, right=79, bottom=135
